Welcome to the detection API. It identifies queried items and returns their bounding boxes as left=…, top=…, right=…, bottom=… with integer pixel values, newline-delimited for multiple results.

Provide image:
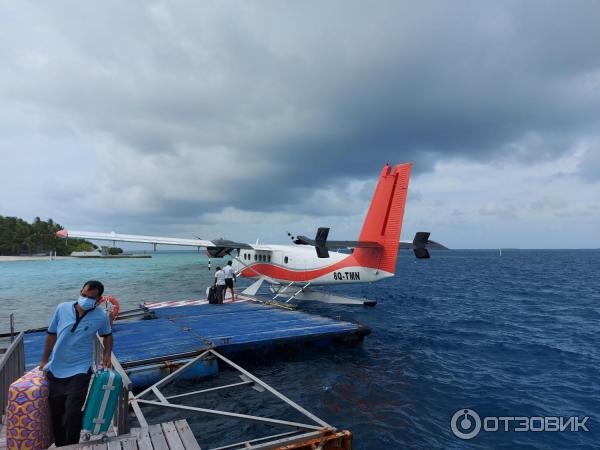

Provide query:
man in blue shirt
left=40, top=280, right=113, bottom=446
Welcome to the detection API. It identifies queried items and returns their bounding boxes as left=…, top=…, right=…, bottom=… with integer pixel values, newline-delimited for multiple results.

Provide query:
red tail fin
left=353, top=163, right=411, bottom=274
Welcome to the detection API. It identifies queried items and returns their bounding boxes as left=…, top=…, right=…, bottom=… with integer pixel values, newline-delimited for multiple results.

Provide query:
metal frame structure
left=0, top=329, right=25, bottom=420
left=129, top=348, right=338, bottom=450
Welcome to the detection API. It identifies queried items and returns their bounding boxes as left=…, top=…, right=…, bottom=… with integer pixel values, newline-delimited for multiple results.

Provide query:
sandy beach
left=0, top=256, right=74, bottom=262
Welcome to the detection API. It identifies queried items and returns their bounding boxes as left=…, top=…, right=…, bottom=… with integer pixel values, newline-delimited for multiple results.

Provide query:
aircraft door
left=232, top=251, right=251, bottom=274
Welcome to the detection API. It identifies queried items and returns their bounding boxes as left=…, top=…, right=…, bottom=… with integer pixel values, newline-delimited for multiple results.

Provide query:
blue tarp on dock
left=24, top=301, right=368, bottom=371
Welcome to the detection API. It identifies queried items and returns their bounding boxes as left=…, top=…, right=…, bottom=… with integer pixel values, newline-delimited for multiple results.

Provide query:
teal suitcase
left=82, top=369, right=123, bottom=437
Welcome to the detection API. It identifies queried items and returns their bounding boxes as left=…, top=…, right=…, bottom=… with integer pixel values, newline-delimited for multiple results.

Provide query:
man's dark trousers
left=216, top=285, right=226, bottom=304
left=47, top=370, right=92, bottom=446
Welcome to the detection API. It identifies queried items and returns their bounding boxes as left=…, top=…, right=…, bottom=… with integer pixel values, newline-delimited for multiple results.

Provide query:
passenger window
left=267, top=255, right=271, bottom=262
left=284, top=256, right=288, bottom=264
left=254, top=254, right=257, bottom=261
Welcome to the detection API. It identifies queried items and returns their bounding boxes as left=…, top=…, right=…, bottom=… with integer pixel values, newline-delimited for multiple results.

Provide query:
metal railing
left=0, top=331, right=25, bottom=419
left=0, top=313, right=16, bottom=340
left=93, top=335, right=132, bottom=435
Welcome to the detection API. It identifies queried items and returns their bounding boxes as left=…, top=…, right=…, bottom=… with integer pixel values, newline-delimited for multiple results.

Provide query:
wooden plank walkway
left=0, top=420, right=200, bottom=450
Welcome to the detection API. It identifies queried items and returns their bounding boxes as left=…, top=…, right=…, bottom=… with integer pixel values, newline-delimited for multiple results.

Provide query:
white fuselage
left=232, top=244, right=393, bottom=286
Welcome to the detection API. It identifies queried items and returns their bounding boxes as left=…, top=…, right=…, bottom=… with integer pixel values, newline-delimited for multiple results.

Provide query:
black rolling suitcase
left=208, top=285, right=218, bottom=304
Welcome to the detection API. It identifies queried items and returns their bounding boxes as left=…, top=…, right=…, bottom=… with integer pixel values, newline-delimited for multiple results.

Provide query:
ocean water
left=1, top=250, right=598, bottom=449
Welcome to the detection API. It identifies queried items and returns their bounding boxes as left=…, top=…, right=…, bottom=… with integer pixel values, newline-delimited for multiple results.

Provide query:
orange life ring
left=99, top=295, right=120, bottom=320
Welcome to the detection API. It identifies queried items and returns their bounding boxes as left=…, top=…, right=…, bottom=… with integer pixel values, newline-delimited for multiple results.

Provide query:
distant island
left=0, top=216, right=95, bottom=256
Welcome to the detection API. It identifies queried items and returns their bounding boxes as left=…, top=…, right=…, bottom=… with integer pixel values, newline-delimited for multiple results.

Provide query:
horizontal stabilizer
left=419, top=239, right=448, bottom=250
left=399, top=232, right=448, bottom=259
left=294, top=227, right=383, bottom=258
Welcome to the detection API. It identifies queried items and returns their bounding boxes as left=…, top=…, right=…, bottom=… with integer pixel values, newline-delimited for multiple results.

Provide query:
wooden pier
left=2, top=422, right=353, bottom=450
left=0, top=420, right=200, bottom=450
left=56, top=420, right=201, bottom=450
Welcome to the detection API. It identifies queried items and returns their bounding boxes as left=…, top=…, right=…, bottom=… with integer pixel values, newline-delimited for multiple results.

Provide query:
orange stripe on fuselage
left=239, top=254, right=366, bottom=282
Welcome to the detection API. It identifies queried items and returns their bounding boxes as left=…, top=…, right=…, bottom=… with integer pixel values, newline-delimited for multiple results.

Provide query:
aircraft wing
left=56, top=229, right=255, bottom=256
left=57, top=229, right=215, bottom=247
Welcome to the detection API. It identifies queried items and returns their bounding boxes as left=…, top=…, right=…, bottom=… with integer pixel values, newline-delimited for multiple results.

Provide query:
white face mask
left=78, top=295, right=96, bottom=310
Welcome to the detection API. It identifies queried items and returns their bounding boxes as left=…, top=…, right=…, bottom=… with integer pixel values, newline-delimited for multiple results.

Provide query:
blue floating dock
left=23, top=301, right=369, bottom=387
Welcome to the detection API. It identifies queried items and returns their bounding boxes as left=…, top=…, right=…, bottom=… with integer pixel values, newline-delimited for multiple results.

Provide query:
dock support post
left=10, top=313, right=14, bottom=342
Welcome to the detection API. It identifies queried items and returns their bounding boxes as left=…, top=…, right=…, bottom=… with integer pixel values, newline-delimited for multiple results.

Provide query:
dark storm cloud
left=1, top=0, right=600, bottom=223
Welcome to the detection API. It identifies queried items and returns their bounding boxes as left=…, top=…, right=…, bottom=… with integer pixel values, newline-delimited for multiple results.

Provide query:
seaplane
left=56, top=163, right=446, bottom=305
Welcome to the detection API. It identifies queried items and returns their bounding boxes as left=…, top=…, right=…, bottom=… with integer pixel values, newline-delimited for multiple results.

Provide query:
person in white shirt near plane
left=214, top=266, right=226, bottom=304
left=223, top=260, right=236, bottom=301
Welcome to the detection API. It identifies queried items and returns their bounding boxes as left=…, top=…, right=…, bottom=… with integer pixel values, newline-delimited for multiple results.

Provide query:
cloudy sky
left=1, top=1, right=599, bottom=248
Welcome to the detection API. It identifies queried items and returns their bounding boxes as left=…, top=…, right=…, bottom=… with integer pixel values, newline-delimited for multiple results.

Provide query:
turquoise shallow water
left=0, top=252, right=215, bottom=331
left=1, top=250, right=599, bottom=449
